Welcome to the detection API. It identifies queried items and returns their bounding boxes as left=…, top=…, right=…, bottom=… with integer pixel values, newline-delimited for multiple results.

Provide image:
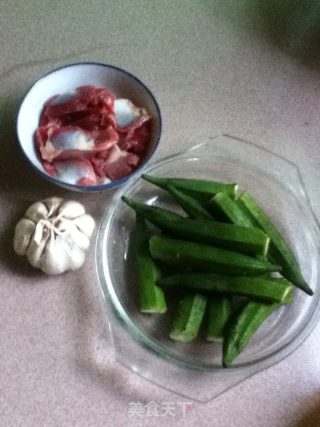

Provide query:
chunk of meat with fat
left=49, top=158, right=98, bottom=186
left=92, top=145, right=140, bottom=181
left=38, top=126, right=118, bottom=162
left=36, top=86, right=151, bottom=185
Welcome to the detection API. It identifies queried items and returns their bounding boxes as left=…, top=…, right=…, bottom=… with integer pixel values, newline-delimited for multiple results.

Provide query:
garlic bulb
left=13, top=197, right=96, bottom=275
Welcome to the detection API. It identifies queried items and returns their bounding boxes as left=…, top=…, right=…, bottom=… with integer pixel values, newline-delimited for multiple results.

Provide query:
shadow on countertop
left=254, top=0, right=320, bottom=68
left=210, top=0, right=320, bottom=70
left=0, top=93, right=61, bottom=200
left=293, top=400, right=320, bottom=427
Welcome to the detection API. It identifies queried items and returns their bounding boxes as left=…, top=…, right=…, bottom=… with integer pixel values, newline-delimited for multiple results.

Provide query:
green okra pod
left=149, top=235, right=281, bottom=276
left=223, top=301, right=280, bottom=366
left=134, top=216, right=167, bottom=313
left=237, top=192, right=313, bottom=296
left=169, top=293, right=207, bottom=342
left=142, top=174, right=238, bottom=200
left=158, top=273, right=293, bottom=304
left=123, top=196, right=184, bottom=220
left=167, top=184, right=214, bottom=220
left=205, top=297, right=233, bottom=342
left=208, top=192, right=256, bottom=227
left=122, top=197, right=270, bottom=257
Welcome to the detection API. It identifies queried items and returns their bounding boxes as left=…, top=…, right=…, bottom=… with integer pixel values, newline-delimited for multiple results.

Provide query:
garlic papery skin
left=40, top=233, right=70, bottom=275
left=13, top=219, right=36, bottom=256
left=58, top=200, right=86, bottom=219
left=13, top=197, right=95, bottom=275
left=72, top=214, right=95, bottom=237
left=43, top=197, right=64, bottom=217
left=26, top=236, right=47, bottom=268
left=25, top=201, right=49, bottom=223
left=67, top=245, right=87, bottom=271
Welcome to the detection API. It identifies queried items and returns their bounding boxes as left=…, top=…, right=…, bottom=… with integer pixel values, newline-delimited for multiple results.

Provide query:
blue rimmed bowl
left=16, top=62, right=162, bottom=192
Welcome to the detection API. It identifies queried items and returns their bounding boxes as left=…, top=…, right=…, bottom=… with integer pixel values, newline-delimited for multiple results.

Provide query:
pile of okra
left=122, top=174, right=313, bottom=367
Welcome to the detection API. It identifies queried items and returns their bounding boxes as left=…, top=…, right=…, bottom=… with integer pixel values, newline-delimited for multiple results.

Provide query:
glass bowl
left=95, top=135, right=320, bottom=402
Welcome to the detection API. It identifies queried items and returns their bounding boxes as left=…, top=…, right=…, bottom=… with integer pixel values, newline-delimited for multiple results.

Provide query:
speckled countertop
left=1, top=1, right=320, bottom=426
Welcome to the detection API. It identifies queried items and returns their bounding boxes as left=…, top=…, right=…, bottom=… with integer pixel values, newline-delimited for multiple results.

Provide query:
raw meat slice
left=71, top=109, right=116, bottom=131
left=119, top=120, right=151, bottom=154
left=45, top=93, right=87, bottom=118
left=114, top=98, right=150, bottom=129
left=50, top=126, right=94, bottom=151
left=39, top=126, right=118, bottom=162
left=51, top=158, right=98, bottom=186
left=77, top=85, right=115, bottom=110
left=35, top=86, right=151, bottom=185
left=93, top=145, right=140, bottom=181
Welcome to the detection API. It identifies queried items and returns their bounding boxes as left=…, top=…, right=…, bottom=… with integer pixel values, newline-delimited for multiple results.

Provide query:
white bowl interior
left=17, top=63, right=161, bottom=184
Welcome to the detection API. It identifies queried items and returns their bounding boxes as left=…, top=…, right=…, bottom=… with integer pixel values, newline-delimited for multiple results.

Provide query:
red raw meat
left=77, top=85, right=115, bottom=111
left=119, top=120, right=151, bottom=154
left=35, top=85, right=151, bottom=185
left=93, top=145, right=140, bottom=181
left=115, top=114, right=150, bottom=134
left=45, top=94, right=87, bottom=118
left=39, top=125, right=118, bottom=162
left=51, top=158, right=98, bottom=186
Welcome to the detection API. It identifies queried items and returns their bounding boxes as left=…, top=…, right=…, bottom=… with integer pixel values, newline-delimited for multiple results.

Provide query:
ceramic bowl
left=16, top=62, right=161, bottom=192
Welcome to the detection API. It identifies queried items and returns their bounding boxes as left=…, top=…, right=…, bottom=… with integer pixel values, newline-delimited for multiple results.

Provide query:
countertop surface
left=1, top=1, right=320, bottom=426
